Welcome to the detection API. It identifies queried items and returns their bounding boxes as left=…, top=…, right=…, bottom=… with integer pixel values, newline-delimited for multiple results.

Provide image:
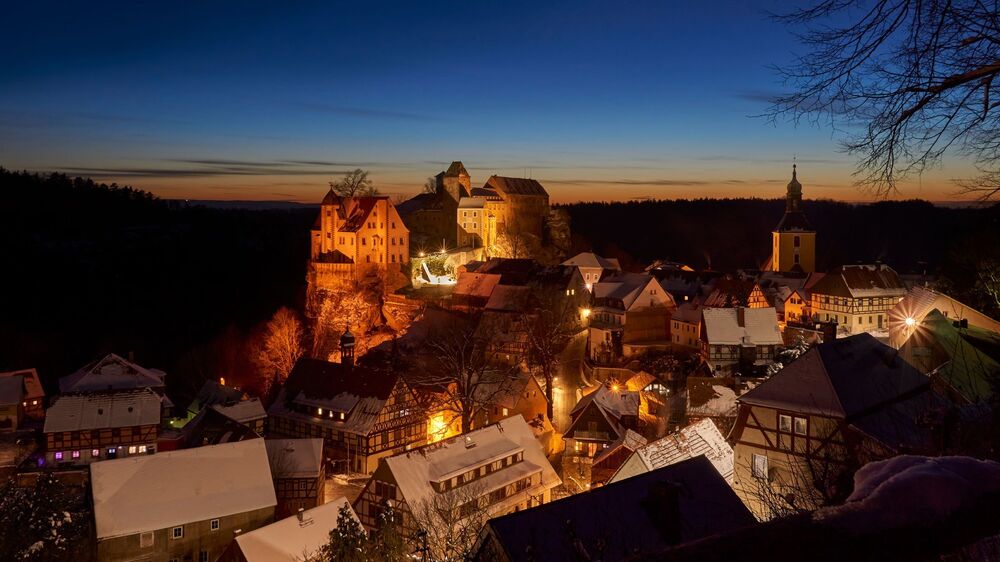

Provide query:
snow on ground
left=815, top=455, right=1000, bottom=531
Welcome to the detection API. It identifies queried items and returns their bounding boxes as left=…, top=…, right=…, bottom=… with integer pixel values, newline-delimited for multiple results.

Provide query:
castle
left=307, top=189, right=410, bottom=296
left=397, top=161, right=551, bottom=257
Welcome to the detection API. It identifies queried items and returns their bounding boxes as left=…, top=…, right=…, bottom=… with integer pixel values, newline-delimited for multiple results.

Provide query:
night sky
left=0, top=1, right=972, bottom=203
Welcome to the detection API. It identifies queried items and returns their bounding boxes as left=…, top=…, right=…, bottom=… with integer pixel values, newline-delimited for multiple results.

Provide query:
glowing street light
left=580, top=307, right=591, bottom=319
left=905, top=317, right=916, bottom=327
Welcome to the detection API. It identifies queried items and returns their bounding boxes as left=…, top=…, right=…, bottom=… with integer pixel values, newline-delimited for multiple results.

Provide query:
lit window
left=172, top=526, right=183, bottom=539
left=317, top=407, right=324, bottom=416
left=339, top=412, right=345, bottom=420
left=138, top=445, right=147, bottom=454
left=778, top=414, right=792, bottom=432
left=128, top=446, right=137, bottom=455
left=54, top=452, right=63, bottom=461
left=71, top=450, right=80, bottom=459
left=31, top=400, right=38, bottom=405
left=210, top=519, right=220, bottom=531
left=92, top=449, right=100, bottom=458
left=502, top=408, right=509, bottom=416
left=108, top=447, right=117, bottom=454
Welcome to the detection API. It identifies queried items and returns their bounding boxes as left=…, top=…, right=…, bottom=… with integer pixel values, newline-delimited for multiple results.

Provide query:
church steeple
left=770, top=163, right=816, bottom=273
left=786, top=164, right=803, bottom=212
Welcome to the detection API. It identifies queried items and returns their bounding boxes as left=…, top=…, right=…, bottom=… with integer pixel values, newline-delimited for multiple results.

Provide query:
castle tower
left=319, top=188, right=341, bottom=255
left=771, top=165, right=816, bottom=273
left=440, top=161, right=471, bottom=203
left=340, top=325, right=355, bottom=367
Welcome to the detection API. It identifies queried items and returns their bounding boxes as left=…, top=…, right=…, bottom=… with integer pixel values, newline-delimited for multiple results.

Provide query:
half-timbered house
left=43, top=388, right=161, bottom=465
left=730, top=333, right=950, bottom=518
left=265, top=438, right=325, bottom=519
left=352, top=415, right=560, bottom=548
left=268, top=334, right=426, bottom=474
left=562, top=385, right=639, bottom=483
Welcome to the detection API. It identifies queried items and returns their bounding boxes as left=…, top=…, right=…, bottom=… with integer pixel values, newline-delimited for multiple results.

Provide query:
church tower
left=771, top=165, right=816, bottom=273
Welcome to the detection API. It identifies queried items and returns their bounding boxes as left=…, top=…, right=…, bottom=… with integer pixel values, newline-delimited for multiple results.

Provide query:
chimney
left=736, top=307, right=746, bottom=327
left=297, top=508, right=304, bottom=522
left=128, top=350, right=135, bottom=362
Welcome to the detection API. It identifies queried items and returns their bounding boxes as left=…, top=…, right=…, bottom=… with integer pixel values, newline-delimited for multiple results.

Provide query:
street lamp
left=905, top=317, right=916, bottom=327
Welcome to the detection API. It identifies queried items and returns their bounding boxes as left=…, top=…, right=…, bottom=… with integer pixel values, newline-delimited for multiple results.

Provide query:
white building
left=352, top=415, right=560, bottom=536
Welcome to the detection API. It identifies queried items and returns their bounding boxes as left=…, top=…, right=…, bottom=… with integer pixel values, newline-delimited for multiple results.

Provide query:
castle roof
left=485, top=175, right=548, bottom=197
left=321, top=188, right=339, bottom=205
left=445, top=161, right=469, bottom=177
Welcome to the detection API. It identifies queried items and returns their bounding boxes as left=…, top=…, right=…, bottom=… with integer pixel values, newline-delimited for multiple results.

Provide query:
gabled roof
left=702, top=307, right=782, bottom=346
left=189, top=379, right=245, bottom=413
left=0, top=368, right=44, bottom=401
left=321, top=188, right=340, bottom=205
left=270, top=357, right=401, bottom=436
left=381, top=416, right=559, bottom=514
left=593, top=273, right=670, bottom=311
left=337, top=196, right=390, bottom=232
left=562, top=252, right=622, bottom=271
left=234, top=497, right=358, bottom=562
left=703, top=277, right=761, bottom=308
left=0, top=376, right=25, bottom=406
left=889, top=286, right=1000, bottom=348
left=484, top=175, right=549, bottom=197
left=396, top=192, right=442, bottom=215
left=44, top=388, right=162, bottom=433
left=180, top=407, right=260, bottom=448
left=91, top=439, right=277, bottom=539
left=60, top=353, right=165, bottom=394
left=454, top=271, right=501, bottom=299
left=619, top=419, right=734, bottom=484
left=810, top=264, right=907, bottom=299
left=567, top=386, right=640, bottom=441
left=477, top=258, right=543, bottom=285
left=593, top=429, right=647, bottom=466
left=484, top=285, right=533, bottom=312
left=672, top=302, right=703, bottom=324
left=740, top=333, right=932, bottom=418
left=265, top=438, right=324, bottom=479
left=480, top=456, right=755, bottom=562
left=213, top=398, right=267, bottom=424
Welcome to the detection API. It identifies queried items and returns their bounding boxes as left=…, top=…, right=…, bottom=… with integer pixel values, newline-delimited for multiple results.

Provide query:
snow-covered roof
left=0, top=368, right=44, bottom=401
left=810, top=264, right=907, bottom=299
left=562, top=252, right=621, bottom=271
left=44, top=388, right=161, bottom=433
left=266, top=438, right=324, bottom=479
left=212, top=398, right=267, bottom=424
left=453, top=272, right=501, bottom=299
left=627, top=419, right=734, bottom=484
left=888, top=286, right=1000, bottom=349
left=91, top=439, right=276, bottom=539
left=593, top=273, right=673, bottom=312
left=672, top=302, right=703, bottom=324
left=382, top=416, right=559, bottom=513
left=702, top=307, right=782, bottom=346
left=59, top=353, right=166, bottom=394
left=234, top=497, right=358, bottom=562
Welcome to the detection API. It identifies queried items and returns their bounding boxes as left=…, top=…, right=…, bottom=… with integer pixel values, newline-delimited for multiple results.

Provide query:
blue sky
left=0, top=0, right=968, bottom=202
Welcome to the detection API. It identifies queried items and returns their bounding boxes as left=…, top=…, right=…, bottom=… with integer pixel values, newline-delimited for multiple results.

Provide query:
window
left=793, top=417, right=808, bottom=435
left=128, top=446, right=137, bottom=454
left=54, top=452, right=63, bottom=461
left=778, top=414, right=792, bottom=432
left=172, top=526, right=183, bottom=539
left=794, top=254, right=800, bottom=264
left=199, top=551, right=209, bottom=562
left=140, top=531, right=154, bottom=548
left=752, top=454, right=769, bottom=479
left=794, top=235, right=800, bottom=247
left=91, top=449, right=100, bottom=458
left=210, top=519, right=220, bottom=531
left=71, top=450, right=81, bottom=459
left=139, top=445, right=147, bottom=453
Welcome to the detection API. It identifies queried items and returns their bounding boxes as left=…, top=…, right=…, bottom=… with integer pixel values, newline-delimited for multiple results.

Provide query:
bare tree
left=410, top=481, right=492, bottom=562
left=766, top=1, right=1000, bottom=198
left=422, top=176, right=437, bottom=194
left=424, top=320, right=522, bottom=434
left=255, top=307, right=305, bottom=395
left=331, top=168, right=379, bottom=197
left=313, top=285, right=378, bottom=360
left=524, top=289, right=580, bottom=421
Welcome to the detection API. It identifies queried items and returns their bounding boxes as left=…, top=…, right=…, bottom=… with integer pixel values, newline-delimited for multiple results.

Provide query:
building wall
left=0, top=403, right=22, bottom=431
left=810, top=293, right=904, bottom=335
left=671, top=318, right=700, bottom=348
left=274, top=474, right=325, bottom=519
left=772, top=231, right=816, bottom=273
left=45, top=423, right=158, bottom=465
left=97, top=506, right=274, bottom=562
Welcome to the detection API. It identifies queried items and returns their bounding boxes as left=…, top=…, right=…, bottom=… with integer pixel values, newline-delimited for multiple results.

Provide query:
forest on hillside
left=4, top=169, right=1000, bottom=399
left=0, top=169, right=313, bottom=398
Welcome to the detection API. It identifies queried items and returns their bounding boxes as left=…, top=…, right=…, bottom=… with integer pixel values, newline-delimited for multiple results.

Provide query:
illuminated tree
left=524, top=289, right=581, bottom=421
left=766, top=0, right=1000, bottom=198
left=423, top=320, right=522, bottom=434
left=330, top=168, right=379, bottom=198
left=313, top=286, right=377, bottom=360
left=0, top=474, right=90, bottom=562
left=410, top=481, right=492, bottom=562
left=254, top=307, right=305, bottom=395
